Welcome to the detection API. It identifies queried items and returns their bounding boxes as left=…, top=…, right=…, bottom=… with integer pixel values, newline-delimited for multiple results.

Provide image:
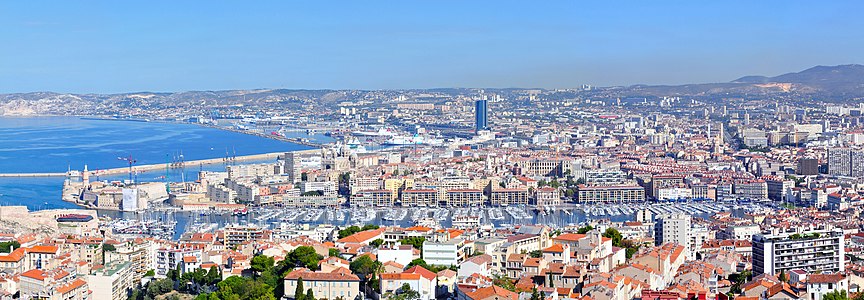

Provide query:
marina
left=151, top=200, right=764, bottom=239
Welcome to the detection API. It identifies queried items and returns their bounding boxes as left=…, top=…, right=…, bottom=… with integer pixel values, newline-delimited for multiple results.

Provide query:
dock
left=0, top=150, right=319, bottom=178
left=0, top=173, right=68, bottom=178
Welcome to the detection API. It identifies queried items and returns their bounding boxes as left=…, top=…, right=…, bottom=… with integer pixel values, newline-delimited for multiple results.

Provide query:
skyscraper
left=475, top=99, right=488, bottom=132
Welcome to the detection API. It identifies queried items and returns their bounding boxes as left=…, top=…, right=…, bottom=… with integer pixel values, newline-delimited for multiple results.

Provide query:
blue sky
left=1, top=1, right=862, bottom=93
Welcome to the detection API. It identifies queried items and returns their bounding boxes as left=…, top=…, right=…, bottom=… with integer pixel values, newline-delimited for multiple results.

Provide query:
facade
left=423, top=238, right=471, bottom=266
left=828, top=148, right=864, bottom=178
left=752, top=228, right=845, bottom=276
left=87, top=261, right=133, bottom=300
left=654, top=213, right=691, bottom=247
left=488, top=189, right=528, bottom=206
left=283, top=268, right=361, bottom=300
left=351, top=190, right=392, bottom=207
left=518, top=158, right=573, bottom=177
left=223, top=225, right=267, bottom=247
left=577, top=185, right=645, bottom=203
left=797, top=158, right=820, bottom=175
left=535, top=187, right=561, bottom=206
left=401, top=189, right=439, bottom=207
left=475, top=99, right=488, bottom=132
left=445, top=190, right=483, bottom=207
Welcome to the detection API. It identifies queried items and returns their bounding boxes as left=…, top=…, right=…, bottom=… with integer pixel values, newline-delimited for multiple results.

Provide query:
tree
left=603, top=228, right=623, bottom=247
left=294, top=277, right=305, bottom=300
left=823, top=290, right=849, bottom=300
left=0, top=241, right=20, bottom=253
left=289, top=246, right=323, bottom=270
left=103, top=243, right=117, bottom=252
left=361, top=224, right=379, bottom=231
left=338, top=226, right=362, bottom=238
left=204, top=266, right=220, bottom=285
left=328, top=248, right=341, bottom=257
left=528, top=250, right=543, bottom=258
left=778, top=270, right=787, bottom=283
left=387, top=283, right=420, bottom=300
left=251, top=255, right=275, bottom=276
left=530, top=287, right=541, bottom=300
left=399, top=237, right=426, bottom=250
left=370, top=239, right=384, bottom=248
left=576, top=225, right=594, bottom=234
left=305, top=288, right=315, bottom=300
left=492, top=274, right=517, bottom=292
left=350, top=255, right=381, bottom=279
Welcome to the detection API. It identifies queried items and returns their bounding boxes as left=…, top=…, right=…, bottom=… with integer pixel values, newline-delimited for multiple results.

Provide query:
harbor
left=99, top=200, right=770, bottom=240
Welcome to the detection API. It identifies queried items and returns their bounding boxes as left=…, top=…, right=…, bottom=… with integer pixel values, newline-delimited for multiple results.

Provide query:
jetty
left=0, top=150, right=318, bottom=178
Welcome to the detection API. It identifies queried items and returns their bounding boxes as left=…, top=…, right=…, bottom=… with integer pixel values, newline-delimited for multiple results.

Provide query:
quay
left=0, top=173, right=67, bottom=178
left=0, top=150, right=319, bottom=178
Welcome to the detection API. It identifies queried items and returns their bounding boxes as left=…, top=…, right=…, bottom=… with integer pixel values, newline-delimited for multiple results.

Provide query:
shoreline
left=0, top=115, right=327, bottom=177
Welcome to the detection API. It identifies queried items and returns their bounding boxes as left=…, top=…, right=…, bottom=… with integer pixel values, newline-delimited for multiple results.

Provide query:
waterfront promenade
left=0, top=149, right=318, bottom=178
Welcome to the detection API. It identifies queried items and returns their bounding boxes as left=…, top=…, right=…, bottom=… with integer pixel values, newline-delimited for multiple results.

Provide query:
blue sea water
left=0, top=117, right=320, bottom=210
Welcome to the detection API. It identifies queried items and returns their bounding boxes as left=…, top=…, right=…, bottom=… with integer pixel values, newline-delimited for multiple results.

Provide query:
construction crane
left=117, top=155, right=137, bottom=184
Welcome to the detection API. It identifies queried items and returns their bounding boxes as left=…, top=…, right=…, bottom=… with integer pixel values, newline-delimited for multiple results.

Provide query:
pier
left=0, top=150, right=318, bottom=178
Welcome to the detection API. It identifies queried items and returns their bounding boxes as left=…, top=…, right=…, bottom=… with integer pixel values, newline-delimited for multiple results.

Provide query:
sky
left=1, top=1, right=863, bottom=93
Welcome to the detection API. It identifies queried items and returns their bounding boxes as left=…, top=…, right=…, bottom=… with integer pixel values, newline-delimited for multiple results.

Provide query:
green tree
left=399, top=237, right=426, bottom=250
left=528, top=250, right=543, bottom=258
left=361, top=224, right=379, bottom=231
left=328, top=248, right=341, bottom=257
left=576, top=225, right=594, bottom=234
left=289, top=246, right=323, bottom=270
left=370, top=239, right=384, bottom=248
left=0, top=241, right=21, bottom=253
left=387, top=283, right=420, bottom=300
left=350, top=255, right=381, bottom=279
left=338, top=226, right=362, bottom=238
left=530, top=287, right=541, bottom=300
left=306, top=288, right=315, bottom=300
left=778, top=270, right=787, bottom=283
left=492, top=274, right=517, bottom=292
left=603, top=228, right=623, bottom=247
left=206, top=266, right=221, bottom=286
left=251, top=255, right=275, bottom=277
left=823, top=290, right=849, bottom=300
left=294, top=277, right=305, bottom=300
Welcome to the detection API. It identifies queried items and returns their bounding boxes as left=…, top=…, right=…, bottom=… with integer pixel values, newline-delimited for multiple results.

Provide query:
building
left=351, top=190, right=392, bottom=207
left=445, top=190, right=483, bottom=207
left=223, top=225, right=267, bottom=247
left=88, top=261, right=134, bottom=300
left=797, top=158, right=820, bottom=175
left=283, top=268, right=360, bottom=300
left=732, top=180, right=768, bottom=200
left=401, top=189, right=439, bottom=207
left=381, top=266, right=438, bottom=300
left=654, top=213, right=691, bottom=247
left=806, top=274, right=848, bottom=300
left=764, top=176, right=793, bottom=202
left=488, top=189, right=528, bottom=206
left=475, top=99, right=488, bottom=132
left=535, top=187, right=561, bottom=206
left=828, top=148, right=864, bottom=178
left=577, top=185, right=645, bottom=203
left=752, top=228, right=845, bottom=276
left=518, top=158, right=574, bottom=177
left=423, top=238, right=471, bottom=266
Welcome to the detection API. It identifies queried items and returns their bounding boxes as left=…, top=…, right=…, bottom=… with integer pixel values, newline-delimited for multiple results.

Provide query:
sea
left=0, top=116, right=325, bottom=210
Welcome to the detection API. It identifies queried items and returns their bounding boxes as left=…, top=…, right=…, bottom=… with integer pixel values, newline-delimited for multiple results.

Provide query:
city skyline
left=2, top=1, right=864, bottom=93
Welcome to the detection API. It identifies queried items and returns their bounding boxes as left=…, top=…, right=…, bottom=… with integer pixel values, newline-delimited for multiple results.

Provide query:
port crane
left=117, top=155, right=137, bottom=184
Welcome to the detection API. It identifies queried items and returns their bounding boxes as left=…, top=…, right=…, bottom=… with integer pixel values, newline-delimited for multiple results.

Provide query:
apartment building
left=752, top=228, right=845, bottom=275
